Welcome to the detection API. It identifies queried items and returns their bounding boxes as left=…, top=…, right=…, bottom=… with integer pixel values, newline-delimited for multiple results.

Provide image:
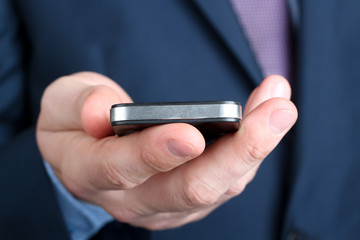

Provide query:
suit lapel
left=192, top=0, right=263, bottom=86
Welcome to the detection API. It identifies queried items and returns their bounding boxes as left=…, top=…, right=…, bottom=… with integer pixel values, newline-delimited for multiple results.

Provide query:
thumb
left=37, top=72, right=132, bottom=139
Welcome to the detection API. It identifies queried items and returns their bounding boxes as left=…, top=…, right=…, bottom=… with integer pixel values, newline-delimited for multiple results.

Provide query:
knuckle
left=225, top=180, right=247, bottom=197
left=140, top=147, right=169, bottom=173
left=182, top=176, right=221, bottom=208
left=112, top=208, right=140, bottom=224
left=222, top=159, right=244, bottom=180
left=225, top=171, right=256, bottom=197
left=89, top=84, right=113, bottom=96
left=40, top=83, right=60, bottom=113
left=101, top=158, right=137, bottom=190
left=242, top=144, right=268, bottom=166
left=143, top=221, right=169, bottom=231
left=79, top=85, right=109, bottom=110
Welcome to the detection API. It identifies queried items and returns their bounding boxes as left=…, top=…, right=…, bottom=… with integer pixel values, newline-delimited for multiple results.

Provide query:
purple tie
left=229, top=0, right=292, bottom=80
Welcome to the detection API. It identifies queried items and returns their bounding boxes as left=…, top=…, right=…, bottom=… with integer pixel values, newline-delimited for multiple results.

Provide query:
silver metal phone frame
left=110, top=101, right=241, bottom=123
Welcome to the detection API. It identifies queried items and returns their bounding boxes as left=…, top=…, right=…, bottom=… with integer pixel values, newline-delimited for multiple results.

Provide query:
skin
left=36, top=72, right=297, bottom=230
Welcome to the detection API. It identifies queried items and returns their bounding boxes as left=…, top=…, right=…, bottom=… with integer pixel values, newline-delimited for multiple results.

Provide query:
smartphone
left=110, top=101, right=242, bottom=137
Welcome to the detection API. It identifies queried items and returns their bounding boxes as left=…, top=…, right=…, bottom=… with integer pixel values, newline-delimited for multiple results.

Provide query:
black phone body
left=110, top=101, right=241, bottom=137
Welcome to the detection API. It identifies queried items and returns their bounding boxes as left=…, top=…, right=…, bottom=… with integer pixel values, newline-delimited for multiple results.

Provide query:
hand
left=36, top=72, right=297, bottom=230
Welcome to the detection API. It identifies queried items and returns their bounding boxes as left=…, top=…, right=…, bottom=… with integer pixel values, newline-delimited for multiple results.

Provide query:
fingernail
left=167, top=139, right=197, bottom=158
left=269, top=110, right=297, bottom=135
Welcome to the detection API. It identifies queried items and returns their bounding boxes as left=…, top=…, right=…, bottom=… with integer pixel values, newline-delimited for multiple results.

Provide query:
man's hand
left=36, top=72, right=297, bottom=230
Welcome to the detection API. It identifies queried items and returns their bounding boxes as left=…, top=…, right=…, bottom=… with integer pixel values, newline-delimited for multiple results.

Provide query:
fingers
left=125, top=95, right=297, bottom=213
left=37, top=72, right=130, bottom=176
left=244, top=75, right=291, bottom=116
left=37, top=72, right=206, bottom=196
left=184, top=97, right=297, bottom=203
left=56, top=123, right=205, bottom=197
left=37, top=72, right=298, bottom=231
left=96, top=123, right=205, bottom=190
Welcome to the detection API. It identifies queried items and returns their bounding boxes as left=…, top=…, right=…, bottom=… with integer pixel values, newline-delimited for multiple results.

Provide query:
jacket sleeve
left=0, top=0, right=26, bottom=145
left=0, top=1, right=69, bottom=239
left=0, top=128, right=70, bottom=240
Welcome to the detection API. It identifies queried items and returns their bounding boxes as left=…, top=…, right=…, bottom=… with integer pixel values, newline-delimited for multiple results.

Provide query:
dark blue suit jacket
left=1, top=0, right=360, bottom=239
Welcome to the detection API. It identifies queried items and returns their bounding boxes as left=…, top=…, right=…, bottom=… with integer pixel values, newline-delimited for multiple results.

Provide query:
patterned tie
left=229, top=0, right=292, bottom=80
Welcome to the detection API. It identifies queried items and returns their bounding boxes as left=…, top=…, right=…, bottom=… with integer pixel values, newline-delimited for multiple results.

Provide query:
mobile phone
left=110, top=101, right=242, bottom=137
